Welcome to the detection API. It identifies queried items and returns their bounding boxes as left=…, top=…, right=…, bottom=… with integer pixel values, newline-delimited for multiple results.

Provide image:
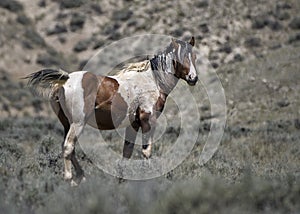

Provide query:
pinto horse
left=25, top=37, right=198, bottom=185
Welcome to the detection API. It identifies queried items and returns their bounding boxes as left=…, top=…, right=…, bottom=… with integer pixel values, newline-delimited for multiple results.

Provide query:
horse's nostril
left=187, top=76, right=198, bottom=86
left=188, top=75, right=197, bottom=81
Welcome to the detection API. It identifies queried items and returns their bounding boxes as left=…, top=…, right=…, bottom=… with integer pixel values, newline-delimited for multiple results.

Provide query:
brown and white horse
left=26, top=37, right=198, bottom=185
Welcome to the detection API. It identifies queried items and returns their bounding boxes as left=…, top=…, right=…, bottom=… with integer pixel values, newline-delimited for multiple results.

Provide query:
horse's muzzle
left=187, top=76, right=198, bottom=86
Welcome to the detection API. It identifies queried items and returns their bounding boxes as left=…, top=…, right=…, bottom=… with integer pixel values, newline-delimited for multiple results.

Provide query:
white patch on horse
left=142, top=138, right=152, bottom=158
left=111, top=67, right=159, bottom=128
left=188, top=53, right=197, bottom=79
left=63, top=71, right=87, bottom=125
left=177, top=43, right=182, bottom=62
left=165, top=52, right=174, bottom=74
left=61, top=71, right=87, bottom=183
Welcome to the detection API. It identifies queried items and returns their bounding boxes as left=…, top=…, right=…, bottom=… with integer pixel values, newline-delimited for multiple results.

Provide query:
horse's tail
left=24, top=68, right=69, bottom=97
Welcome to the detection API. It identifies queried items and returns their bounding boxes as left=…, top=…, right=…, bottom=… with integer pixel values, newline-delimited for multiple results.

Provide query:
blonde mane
left=117, top=60, right=150, bottom=75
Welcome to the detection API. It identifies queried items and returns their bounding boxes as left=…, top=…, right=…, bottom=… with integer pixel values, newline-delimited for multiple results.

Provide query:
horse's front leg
left=123, top=122, right=140, bottom=159
left=140, top=111, right=156, bottom=158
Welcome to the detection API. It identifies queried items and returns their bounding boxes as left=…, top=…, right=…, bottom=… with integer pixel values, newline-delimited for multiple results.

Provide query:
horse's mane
left=116, top=60, right=150, bottom=75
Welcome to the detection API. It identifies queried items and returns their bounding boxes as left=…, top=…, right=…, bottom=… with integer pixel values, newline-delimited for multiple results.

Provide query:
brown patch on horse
left=52, top=86, right=73, bottom=124
left=94, top=76, right=128, bottom=130
left=50, top=87, right=70, bottom=138
left=82, top=72, right=99, bottom=118
left=173, top=55, right=190, bottom=79
left=154, top=92, right=167, bottom=117
left=189, top=36, right=195, bottom=47
left=139, top=109, right=151, bottom=133
left=81, top=72, right=99, bottom=118
left=57, top=106, right=70, bottom=138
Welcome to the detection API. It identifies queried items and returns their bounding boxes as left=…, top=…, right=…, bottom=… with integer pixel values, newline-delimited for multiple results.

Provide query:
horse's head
left=171, top=37, right=198, bottom=86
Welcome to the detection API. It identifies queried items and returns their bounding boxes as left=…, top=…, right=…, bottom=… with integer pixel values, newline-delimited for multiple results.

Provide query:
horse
left=25, top=37, right=198, bottom=185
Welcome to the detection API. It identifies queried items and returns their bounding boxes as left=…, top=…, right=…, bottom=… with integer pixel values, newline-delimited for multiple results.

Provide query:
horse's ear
left=189, top=37, right=195, bottom=47
left=172, top=38, right=179, bottom=49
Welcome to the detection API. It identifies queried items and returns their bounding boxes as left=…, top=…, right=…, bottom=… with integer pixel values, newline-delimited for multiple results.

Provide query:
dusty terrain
left=0, top=0, right=300, bottom=213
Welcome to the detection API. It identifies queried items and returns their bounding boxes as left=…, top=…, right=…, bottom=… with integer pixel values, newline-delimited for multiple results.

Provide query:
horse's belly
left=86, top=108, right=130, bottom=130
left=86, top=91, right=132, bottom=130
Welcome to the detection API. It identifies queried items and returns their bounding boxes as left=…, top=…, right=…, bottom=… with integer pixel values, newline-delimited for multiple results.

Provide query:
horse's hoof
left=118, top=177, right=126, bottom=183
left=81, top=176, right=86, bottom=183
left=70, top=179, right=78, bottom=187
left=142, top=149, right=151, bottom=159
left=64, top=172, right=72, bottom=181
left=71, top=175, right=86, bottom=186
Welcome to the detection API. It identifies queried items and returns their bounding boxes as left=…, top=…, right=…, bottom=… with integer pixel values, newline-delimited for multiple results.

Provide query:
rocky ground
left=0, top=0, right=300, bottom=213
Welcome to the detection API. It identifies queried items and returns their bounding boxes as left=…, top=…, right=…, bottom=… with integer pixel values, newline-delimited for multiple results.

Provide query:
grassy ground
left=0, top=117, right=299, bottom=214
left=1, top=45, right=300, bottom=213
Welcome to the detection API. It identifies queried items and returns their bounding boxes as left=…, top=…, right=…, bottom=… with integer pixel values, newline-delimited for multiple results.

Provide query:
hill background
left=0, top=0, right=300, bottom=213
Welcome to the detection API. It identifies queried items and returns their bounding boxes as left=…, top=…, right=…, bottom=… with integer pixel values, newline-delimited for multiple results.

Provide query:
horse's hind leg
left=50, top=100, right=72, bottom=176
left=53, top=71, right=98, bottom=185
left=51, top=100, right=85, bottom=185
left=70, top=149, right=85, bottom=182
left=63, top=122, right=85, bottom=186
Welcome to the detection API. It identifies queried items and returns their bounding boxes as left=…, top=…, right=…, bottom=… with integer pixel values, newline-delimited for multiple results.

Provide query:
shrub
left=60, top=0, right=83, bottom=9
left=24, top=28, right=46, bottom=48
left=0, top=0, right=23, bottom=13
left=244, top=37, right=261, bottom=48
left=112, top=8, right=133, bottom=21
left=16, top=14, right=31, bottom=25
left=46, top=23, right=68, bottom=36
left=70, top=13, right=86, bottom=32
left=289, top=17, right=300, bottom=30
left=73, top=40, right=90, bottom=52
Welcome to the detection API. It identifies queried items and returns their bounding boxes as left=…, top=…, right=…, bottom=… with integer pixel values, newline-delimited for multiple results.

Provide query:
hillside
left=0, top=0, right=300, bottom=213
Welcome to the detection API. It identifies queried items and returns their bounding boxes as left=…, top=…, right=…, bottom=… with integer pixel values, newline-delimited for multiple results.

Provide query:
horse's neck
left=150, top=53, right=178, bottom=95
